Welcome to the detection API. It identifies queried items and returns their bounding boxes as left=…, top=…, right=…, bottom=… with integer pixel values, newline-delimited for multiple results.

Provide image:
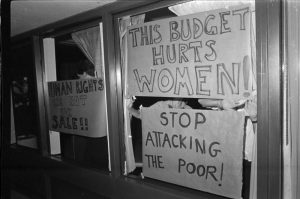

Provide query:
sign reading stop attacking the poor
left=127, top=5, right=255, bottom=100
left=48, top=78, right=107, bottom=137
left=141, top=108, right=244, bottom=199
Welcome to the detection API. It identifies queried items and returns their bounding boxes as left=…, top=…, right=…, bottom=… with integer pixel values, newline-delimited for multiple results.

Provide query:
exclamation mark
left=218, top=163, right=224, bottom=186
left=80, top=118, right=84, bottom=130
left=243, top=55, right=251, bottom=98
left=85, top=118, right=88, bottom=131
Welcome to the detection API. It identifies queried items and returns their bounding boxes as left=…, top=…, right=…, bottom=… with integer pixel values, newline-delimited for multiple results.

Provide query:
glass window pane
left=120, top=1, right=256, bottom=198
left=11, top=43, right=39, bottom=149
left=46, top=25, right=109, bottom=171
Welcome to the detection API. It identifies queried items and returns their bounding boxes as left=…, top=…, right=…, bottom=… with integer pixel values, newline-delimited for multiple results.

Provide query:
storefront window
left=119, top=1, right=256, bottom=198
left=45, top=25, right=110, bottom=171
left=10, top=43, right=39, bottom=149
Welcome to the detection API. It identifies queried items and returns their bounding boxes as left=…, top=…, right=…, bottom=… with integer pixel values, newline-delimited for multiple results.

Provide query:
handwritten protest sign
left=142, top=108, right=244, bottom=198
left=127, top=5, right=255, bottom=100
left=48, top=78, right=107, bottom=137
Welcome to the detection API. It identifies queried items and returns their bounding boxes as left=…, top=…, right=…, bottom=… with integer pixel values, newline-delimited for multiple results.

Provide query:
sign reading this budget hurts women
left=127, top=5, right=255, bottom=100
left=48, top=78, right=107, bottom=137
left=142, top=108, right=244, bottom=198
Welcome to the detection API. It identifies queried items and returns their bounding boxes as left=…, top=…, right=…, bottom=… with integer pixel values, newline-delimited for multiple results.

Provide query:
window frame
left=33, top=20, right=114, bottom=168
left=113, top=0, right=282, bottom=198
left=255, top=0, right=282, bottom=198
left=3, top=0, right=282, bottom=198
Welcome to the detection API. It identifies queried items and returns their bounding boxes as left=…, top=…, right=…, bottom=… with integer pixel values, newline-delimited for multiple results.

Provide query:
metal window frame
left=2, top=0, right=283, bottom=198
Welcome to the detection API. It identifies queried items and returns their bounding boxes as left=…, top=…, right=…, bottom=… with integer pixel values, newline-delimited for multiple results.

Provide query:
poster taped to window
left=126, top=5, right=256, bottom=100
left=142, top=108, right=244, bottom=198
left=48, top=78, right=107, bottom=137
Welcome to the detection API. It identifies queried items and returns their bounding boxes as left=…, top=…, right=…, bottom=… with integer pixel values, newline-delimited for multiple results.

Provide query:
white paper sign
left=142, top=108, right=245, bottom=198
left=48, top=78, right=107, bottom=137
left=127, top=5, right=255, bottom=100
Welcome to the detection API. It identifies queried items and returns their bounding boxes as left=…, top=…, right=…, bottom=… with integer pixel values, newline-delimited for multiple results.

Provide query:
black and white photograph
left=1, top=0, right=299, bottom=199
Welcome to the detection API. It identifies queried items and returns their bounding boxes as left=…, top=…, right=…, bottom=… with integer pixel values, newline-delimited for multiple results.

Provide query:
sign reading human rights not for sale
left=48, top=78, right=107, bottom=138
left=127, top=5, right=255, bottom=100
